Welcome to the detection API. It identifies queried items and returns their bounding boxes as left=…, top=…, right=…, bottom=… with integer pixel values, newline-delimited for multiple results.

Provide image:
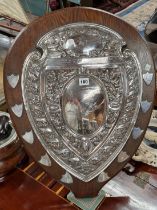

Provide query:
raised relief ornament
left=4, top=8, right=155, bottom=197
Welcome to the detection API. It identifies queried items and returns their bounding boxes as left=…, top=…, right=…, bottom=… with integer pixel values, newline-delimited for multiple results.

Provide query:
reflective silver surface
left=62, top=75, right=106, bottom=136
left=22, top=23, right=142, bottom=181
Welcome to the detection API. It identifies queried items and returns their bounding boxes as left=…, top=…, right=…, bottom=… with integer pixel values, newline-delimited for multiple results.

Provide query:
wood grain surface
left=1, top=158, right=157, bottom=210
left=0, top=169, right=77, bottom=210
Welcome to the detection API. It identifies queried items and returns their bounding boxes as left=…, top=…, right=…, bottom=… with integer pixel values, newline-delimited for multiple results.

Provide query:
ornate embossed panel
left=4, top=8, right=155, bottom=197
left=21, top=23, right=142, bottom=181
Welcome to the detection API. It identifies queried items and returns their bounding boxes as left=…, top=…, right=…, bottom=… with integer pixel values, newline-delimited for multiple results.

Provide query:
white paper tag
left=79, top=78, right=89, bottom=86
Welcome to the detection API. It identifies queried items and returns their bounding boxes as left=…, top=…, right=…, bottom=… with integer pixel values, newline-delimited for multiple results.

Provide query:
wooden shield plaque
left=4, top=7, right=155, bottom=197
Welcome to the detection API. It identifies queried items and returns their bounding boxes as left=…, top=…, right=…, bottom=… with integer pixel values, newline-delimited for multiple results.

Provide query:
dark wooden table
left=0, top=157, right=157, bottom=210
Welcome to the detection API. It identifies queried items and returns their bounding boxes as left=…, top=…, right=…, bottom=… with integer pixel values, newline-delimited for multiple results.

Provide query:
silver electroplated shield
left=21, top=23, right=142, bottom=182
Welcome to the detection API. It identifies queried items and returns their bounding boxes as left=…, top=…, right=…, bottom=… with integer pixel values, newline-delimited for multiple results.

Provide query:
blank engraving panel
left=22, top=23, right=142, bottom=181
left=62, top=75, right=107, bottom=136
